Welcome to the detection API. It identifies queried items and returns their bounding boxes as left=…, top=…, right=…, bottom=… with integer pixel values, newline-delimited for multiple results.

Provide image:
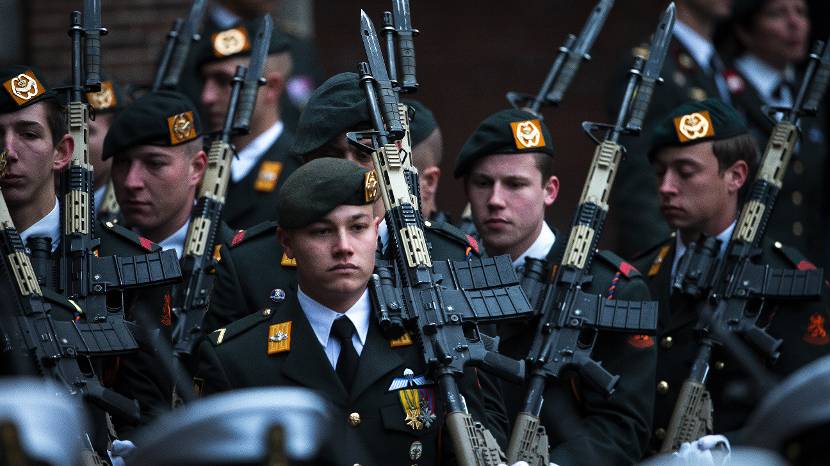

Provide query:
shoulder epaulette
left=596, top=250, right=642, bottom=279
left=99, top=219, right=159, bottom=252
left=207, top=308, right=271, bottom=346
left=424, top=219, right=481, bottom=256
left=772, top=240, right=817, bottom=271
left=229, top=221, right=278, bottom=248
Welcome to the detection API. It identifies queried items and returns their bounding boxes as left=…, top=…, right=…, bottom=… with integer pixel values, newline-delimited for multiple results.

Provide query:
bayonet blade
left=572, top=0, right=613, bottom=57
left=162, top=0, right=207, bottom=89
left=360, top=10, right=404, bottom=136
left=232, top=15, right=273, bottom=132
left=182, top=0, right=207, bottom=39
left=393, top=0, right=412, bottom=32
left=82, top=0, right=101, bottom=30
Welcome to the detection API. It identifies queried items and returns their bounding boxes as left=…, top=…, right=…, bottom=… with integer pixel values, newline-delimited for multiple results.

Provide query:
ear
left=542, top=175, right=559, bottom=207
left=277, top=227, right=295, bottom=259
left=724, top=159, right=749, bottom=194
left=419, top=166, right=441, bottom=195
left=52, top=134, right=74, bottom=171
left=189, top=149, right=208, bottom=186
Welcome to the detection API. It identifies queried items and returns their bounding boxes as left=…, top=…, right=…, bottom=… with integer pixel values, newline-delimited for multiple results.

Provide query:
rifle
left=353, top=11, right=533, bottom=465
left=507, top=0, right=613, bottom=115
left=661, top=35, right=830, bottom=453
left=59, top=0, right=182, bottom=359
left=171, top=15, right=273, bottom=359
left=507, top=5, right=673, bottom=464
left=152, top=0, right=207, bottom=91
left=381, top=0, right=418, bottom=92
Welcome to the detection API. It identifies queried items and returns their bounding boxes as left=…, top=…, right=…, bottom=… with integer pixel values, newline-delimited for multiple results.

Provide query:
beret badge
left=3, top=70, right=45, bottom=106
left=167, top=111, right=197, bottom=145
left=510, top=119, right=545, bottom=150
left=673, top=110, right=714, bottom=143
left=212, top=27, right=251, bottom=57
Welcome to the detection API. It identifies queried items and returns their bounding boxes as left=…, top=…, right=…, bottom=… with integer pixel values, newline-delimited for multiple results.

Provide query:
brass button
left=792, top=191, right=803, bottom=206
left=661, top=336, right=673, bottom=349
left=793, top=160, right=804, bottom=174
left=715, top=361, right=725, bottom=370
left=348, top=412, right=361, bottom=426
left=793, top=221, right=803, bottom=236
left=655, top=428, right=666, bottom=440
left=657, top=381, right=669, bottom=395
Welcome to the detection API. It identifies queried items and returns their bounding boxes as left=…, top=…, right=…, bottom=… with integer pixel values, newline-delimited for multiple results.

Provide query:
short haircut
left=412, top=128, right=443, bottom=170
left=533, top=152, right=555, bottom=183
left=712, top=133, right=759, bottom=175
left=42, top=99, right=67, bottom=146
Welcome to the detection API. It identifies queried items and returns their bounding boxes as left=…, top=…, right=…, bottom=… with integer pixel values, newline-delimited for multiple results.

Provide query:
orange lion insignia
left=803, top=313, right=830, bottom=345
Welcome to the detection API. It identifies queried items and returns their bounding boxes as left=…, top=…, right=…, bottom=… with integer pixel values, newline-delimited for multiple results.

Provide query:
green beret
left=102, top=90, right=202, bottom=160
left=404, top=99, right=439, bottom=146
left=288, top=72, right=370, bottom=159
left=648, top=98, right=748, bottom=161
left=278, top=157, right=378, bottom=229
left=0, top=65, right=57, bottom=114
left=196, top=16, right=291, bottom=68
left=453, top=108, right=554, bottom=178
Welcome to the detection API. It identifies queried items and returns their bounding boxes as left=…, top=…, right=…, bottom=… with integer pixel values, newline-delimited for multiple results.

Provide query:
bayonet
left=360, top=10, right=404, bottom=137
left=232, top=15, right=272, bottom=132
left=392, top=0, right=418, bottom=91
left=82, top=0, right=105, bottom=90
left=161, top=0, right=207, bottom=90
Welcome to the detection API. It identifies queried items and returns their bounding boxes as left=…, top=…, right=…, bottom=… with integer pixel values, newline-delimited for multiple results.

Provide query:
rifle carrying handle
left=625, top=79, right=655, bottom=133
left=397, top=30, right=417, bottom=91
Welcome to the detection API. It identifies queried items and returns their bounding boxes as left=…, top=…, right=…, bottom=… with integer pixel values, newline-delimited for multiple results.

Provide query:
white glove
left=673, top=434, right=731, bottom=465
left=108, top=439, right=136, bottom=466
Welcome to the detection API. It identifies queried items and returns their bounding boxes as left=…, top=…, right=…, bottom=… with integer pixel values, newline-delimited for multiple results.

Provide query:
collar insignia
left=3, top=70, right=45, bottom=105
left=280, top=252, right=297, bottom=268
left=167, top=111, right=197, bottom=145
left=674, top=110, right=714, bottom=143
left=510, top=119, right=545, bottom=150
left=254, top=161, right=283, bottom=192
left=212, top=26, right=251, bottom=57
left=267, top=321, right=292, bottom=355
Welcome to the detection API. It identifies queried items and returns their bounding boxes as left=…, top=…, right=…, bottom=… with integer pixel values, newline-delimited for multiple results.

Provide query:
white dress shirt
left=93, top=185, right=107, bottom=212
left=298, top=286, right=370, bottom=370
left=20, top=198, right=60, bottom=252
left=671, top=221, right=736, bottom=281
left=231, top=121, right=284, bottom=183
left=734, top=54, right=796, bottom=109
left=158, top=220, right=190, bottom=260
left=512, top=221, right=556, bottom=271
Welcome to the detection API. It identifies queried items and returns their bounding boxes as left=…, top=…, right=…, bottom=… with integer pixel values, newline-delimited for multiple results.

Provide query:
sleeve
left=192, top=337, right=234, bottom=397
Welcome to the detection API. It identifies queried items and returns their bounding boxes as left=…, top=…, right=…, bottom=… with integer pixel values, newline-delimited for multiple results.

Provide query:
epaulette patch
left=597, top=250, right=641, bottom=278
left=389, top=332, right=413, bottom=348
left=267, top=321, right=292, bottom=355
left=772, top=241, right=816, bottom=270
left=280, top=253, right=297, bottom=268
left=207, top=310, right=269, bottom=346
left=424, top=219, right=476, bottom=251
left=648, top=245, right=672, bottom=278
left=230, top=222, right=279, bottom=248
left=466, top=235, right=480, bottom=255
left=139, top=237, right=154, bottom=252
left=231, top=230, right=246, bottom=247
left=101, top=220, right=160, bottom=252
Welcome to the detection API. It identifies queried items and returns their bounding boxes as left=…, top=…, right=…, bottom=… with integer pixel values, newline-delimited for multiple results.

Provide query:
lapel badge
left=510, top=119, right=545, bottom=150
left=167, top=111, right=197, bottom=145
left=3, top=70, right=45, bottom=105
left=270, top=288, right=286, bottom=303
left=86, top=80, right=116, bottom=110
left=254, top=161, right=283, bottom=192
left=267, top=321, right=292, bottom=355
left=409, top=441, right=423, bottom=461
left=364, top=170, right=379, bottom=202
left=398, top=385, right=437, bottom=431
left=212, top=26, right=251, bottom=57
left=280, top=252, right=297, bottom=268
left=389, top=331, right=413, bottom=348
left=673, top=110, right=714, bottom=143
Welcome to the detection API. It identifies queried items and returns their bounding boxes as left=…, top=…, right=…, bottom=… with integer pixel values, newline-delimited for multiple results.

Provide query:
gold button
left=715, top=361, right=725, bottom=370
left=424, top=221, right=432, bottom=227
left=793, top=221, right=803, bottom=236
left=661, top=336, right=673, bottom=349
left=655, top=428, right=666, bottom=440
left=657, top=381, right=669, bottom=395
left=262, top=308, right=272, bottom=317
left=793, top=160, right=804, bottom=174
left=791, top=191, right=803, bottom=206
left=348, top=412, right=361, bottom=426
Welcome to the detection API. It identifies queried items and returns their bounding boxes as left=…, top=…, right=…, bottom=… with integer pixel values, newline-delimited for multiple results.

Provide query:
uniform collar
left=672, top=221, right=736, bottom=279
left=512, top=221, right=556, bottom=270
left=20, top=198, right=60, bottom=252
left=158, top=219, right=190, bottom=260
left=297, top=285, right=370, bottom=353
left=232, top=121, right=285, bottom=183
left=734, top=54, right=797, bottom=103
left=673, top=20, right=715, bottom=72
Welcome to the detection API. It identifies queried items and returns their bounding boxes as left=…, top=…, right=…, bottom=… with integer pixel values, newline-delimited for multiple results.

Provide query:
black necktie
left=331, top=316, right=359, bottom=391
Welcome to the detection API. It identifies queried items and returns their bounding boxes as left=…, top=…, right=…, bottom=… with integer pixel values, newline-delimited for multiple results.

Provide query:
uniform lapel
left=730, top=68, right=774, bottom=134
left=655, top=243, right=700, bottom=334
left=349, top=319, right=405, bottom=401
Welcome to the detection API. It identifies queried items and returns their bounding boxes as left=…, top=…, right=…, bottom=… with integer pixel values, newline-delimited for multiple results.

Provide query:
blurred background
left=2, top=0, right=828, bottom=250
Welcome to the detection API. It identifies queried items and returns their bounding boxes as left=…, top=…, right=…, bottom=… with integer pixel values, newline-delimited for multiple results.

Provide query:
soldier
left=194, top=157, right=508, bottom=466
left=725, top=0, right=828, bottom=271
left=454, top=108, right=657, bottom=465
left=204, top=72, right=479, bottom=333
left=631, top=98, right=830, bottom=453
left=404, top=99, right=451, bottom=223
left=197, top=17, right=301, bottom=229
left=83, top=74, right=127, bottom=212
left=609, top=0, right=734, bottom=257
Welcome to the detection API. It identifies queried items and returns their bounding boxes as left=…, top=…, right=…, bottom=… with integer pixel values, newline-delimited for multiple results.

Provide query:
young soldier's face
left=465, top=153, right=558, bottom=258
left=201, top=58, right=248, bottom=132
left=111, top=142, right=205, bottom=239
left=742, top=0, right=809, bottom=66
left=88, top=113, right=114, bottom=188
left=0, top=103, right=70, bottom=206
left=654, top=142, right=743, bottom=235
left=281, top=204, right=379, bottom=307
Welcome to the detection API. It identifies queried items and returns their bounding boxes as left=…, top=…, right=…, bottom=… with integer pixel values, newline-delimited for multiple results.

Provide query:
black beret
left=278, top=157, right=378, bottom=229
left=732, top=0, right=766, bottom=25
left=648, top=98, right=748, bottom=161
left=0, top=65, right=56, bottom=114
left=453, top=109, right=554, bottom=178
left=288, top=72, right=370, bottom=159
left=102, top=90, right=201, bottom=160
left=196, top=16, right=291, bottom=68
left=404, top=99, right=439, bottom=146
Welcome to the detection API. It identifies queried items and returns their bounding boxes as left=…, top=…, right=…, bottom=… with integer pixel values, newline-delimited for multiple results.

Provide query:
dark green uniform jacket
left=634, top=235, right=830, bottom=454
left=222, top=132, right=302, bottom=230
left=609, top=38, right=724, bottom=258
left=194, top=288, right=508, bottom=466
left=725, top=65, right=829, bottom=272
left=205, top=218, right=482, bottom=333
left=499, top=245, right=657, bottom=466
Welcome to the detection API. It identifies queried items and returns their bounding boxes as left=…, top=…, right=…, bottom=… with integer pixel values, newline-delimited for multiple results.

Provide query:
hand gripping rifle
left=171, top=15, right=273, bottom=359
left=152, top=0, right=207, bottom=91
left=353, top=11, right=534, bottom=465
left=661, top=35, right=830, bottom=453
left=506, top=5, right=674, bottom=464
left=59, top=1, right=182, bottom=358
left=506, top=0, right=612, bottom=115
